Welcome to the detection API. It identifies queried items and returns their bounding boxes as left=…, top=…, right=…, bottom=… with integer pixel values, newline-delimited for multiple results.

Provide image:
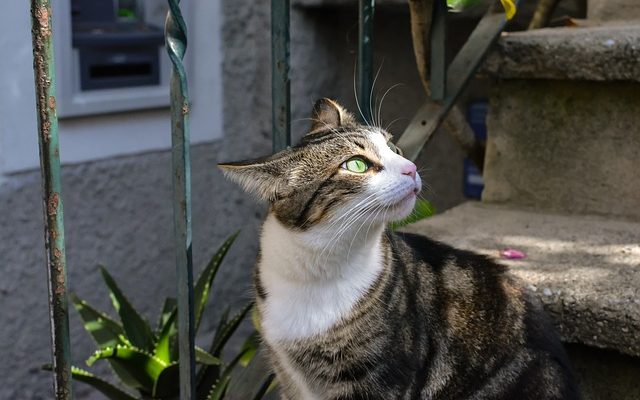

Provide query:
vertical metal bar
left=271, top=0, right=291, bottom=153
left=430, top=0, right=447, bottom=101
left=29, top=1, right=73, bottom=399
left=357, top=0, right=375, bottom=123
left=165, top=1, right=195, bottom=398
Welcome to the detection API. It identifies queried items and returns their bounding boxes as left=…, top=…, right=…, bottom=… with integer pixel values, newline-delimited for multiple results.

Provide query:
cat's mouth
left=389, top=188, right=417, bottom=212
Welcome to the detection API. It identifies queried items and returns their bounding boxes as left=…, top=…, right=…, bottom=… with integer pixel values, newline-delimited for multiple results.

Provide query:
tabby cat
left=219, top=99, right=579, bottom=399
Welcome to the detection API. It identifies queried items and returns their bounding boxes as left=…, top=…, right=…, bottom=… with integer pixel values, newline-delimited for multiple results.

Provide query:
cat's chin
left=386, top=192, right=417, bottom=221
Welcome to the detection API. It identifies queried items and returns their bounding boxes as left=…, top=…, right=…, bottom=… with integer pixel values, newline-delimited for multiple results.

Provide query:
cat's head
left=219, top=98, right=421, bottom=231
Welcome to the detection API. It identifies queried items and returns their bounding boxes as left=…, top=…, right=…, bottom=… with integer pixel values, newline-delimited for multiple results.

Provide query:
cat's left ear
left=218, top=151, right=294, bottom=202
left=308, top=98, right=356, bottom=133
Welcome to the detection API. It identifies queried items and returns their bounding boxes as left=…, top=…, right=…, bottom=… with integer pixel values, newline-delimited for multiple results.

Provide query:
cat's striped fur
left=219, top=99, right=579, bottom=399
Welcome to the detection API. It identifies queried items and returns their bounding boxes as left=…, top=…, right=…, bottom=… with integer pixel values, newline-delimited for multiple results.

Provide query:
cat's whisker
left=319, top=198, right=381, bottom=262
left=352, top=59, right=370, bottom=127
left=377, top=83, right=403, bottom=130
left=369, top=60, right=384, bottom=128
left=384, top=117, right=406, bottom=133
left=346, top=202, right=384, bottom=262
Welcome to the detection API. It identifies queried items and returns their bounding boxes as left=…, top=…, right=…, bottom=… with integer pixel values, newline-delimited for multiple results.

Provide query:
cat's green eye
left=343, top=157, right=369, bottom=173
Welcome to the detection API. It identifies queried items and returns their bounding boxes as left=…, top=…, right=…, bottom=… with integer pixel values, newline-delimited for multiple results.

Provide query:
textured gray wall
left=1, top=1, right=469, bottom=398
left=484, top=80, right=640, bottom=220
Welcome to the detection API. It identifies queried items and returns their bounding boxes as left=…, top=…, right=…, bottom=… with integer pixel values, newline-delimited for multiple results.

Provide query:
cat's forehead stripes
left=300, top=127, right=389, bottom=162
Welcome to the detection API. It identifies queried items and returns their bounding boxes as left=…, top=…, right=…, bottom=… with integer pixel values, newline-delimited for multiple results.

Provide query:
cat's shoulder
left=387, top=230, right=507, bottom=275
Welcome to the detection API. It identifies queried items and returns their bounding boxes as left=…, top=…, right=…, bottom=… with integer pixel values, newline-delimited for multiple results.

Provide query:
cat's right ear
left=218, top=151, right=293, bottom=202
left=309, top=98, right=355, bottom=132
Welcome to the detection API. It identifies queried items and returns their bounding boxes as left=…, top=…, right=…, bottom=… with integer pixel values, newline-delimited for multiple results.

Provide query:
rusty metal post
left=165, top=0, right=196, bottom=398
left=29, top=1, right=74, bottom=399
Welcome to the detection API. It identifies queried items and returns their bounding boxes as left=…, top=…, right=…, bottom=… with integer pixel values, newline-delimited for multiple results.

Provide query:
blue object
left=463, top=100, right=488, bottom=199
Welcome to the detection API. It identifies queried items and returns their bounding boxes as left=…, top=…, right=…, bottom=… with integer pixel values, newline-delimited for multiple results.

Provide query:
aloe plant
left=46, top=233, right=274, bottom=400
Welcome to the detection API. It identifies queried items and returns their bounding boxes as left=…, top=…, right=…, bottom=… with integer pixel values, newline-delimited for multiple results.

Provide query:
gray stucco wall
left=1, top=1, right=468, bottom=398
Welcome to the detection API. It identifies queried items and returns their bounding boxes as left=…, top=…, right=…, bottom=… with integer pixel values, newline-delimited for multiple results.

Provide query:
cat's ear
left=309, top=98, right=355, bottom=132
left=218, top=151, right=294, bottom=202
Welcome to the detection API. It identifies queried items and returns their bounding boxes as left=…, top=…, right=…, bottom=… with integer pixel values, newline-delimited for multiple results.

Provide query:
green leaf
left=196, top=346, right=222, bottom=366
left=70, top=293, right=141, bottom=388
left=250, top=374, right=276, bottom=400
left=43, top=364, right=138, bottom=400
left=152, top=363, right=180, bottom=398
left=389, top=198, right=435, bottom=230
left=87, top=345, right=169, bottom=392
left=447, top=0, right=481, bottom=10
left=100, top=266, right=156, bottom=352
left=194, top=233, right=239, bottom=332
left=211, top=302, right=253, bottom=357
left=196, top=327, right=254, bottom=399
left=153, top=309, right=177, bottom=364
left=227, top=352, right=275, bottom=400
left=156, top=297, right=177, bottom=333
left=70, top=292, right=124, bottom=349
left=206, top=375, right=231, bottom=400
left=239, top=332, right=260, bottom=367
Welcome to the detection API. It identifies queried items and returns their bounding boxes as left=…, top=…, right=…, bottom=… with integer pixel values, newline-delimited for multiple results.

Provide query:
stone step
left=401, top=201, right=640, bottom=358
left=483, top=24, right=640, bottom=82
left=480, top=25, right=640, bottom=220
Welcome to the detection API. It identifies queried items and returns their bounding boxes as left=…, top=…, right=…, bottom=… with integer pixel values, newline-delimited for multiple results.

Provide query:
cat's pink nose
left=401, top=162, right=417, bottom=180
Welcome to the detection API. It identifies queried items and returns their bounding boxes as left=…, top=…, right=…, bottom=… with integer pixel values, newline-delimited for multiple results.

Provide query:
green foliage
left=447, top=0, right=482, bottom=10
left=389, top=198, right=436, bottom=230
left=50, top=233, right=274, bottom=400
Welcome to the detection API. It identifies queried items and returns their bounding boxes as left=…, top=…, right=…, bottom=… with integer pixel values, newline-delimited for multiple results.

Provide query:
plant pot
left=588, top=0, right=640, bottom=21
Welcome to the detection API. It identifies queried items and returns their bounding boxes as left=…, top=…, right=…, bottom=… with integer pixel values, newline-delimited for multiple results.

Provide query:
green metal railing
left=32, top=0, right=512, bottom=398
left=357, top=0, right=376, bottom=123
left=165, top=0, right=196, bottom=398
left=30, top=0, right=73, bottom=398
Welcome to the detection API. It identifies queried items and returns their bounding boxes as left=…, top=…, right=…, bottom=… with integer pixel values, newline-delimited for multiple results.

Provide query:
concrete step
left=402, top=201, right=640, bottom=358
left=483, top=24, right=640, bottom=82
left=480, top=25, right=640, bottom=220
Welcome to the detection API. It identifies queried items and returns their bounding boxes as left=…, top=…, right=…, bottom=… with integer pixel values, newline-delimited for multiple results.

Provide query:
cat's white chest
left=257, top=214, right=384, bottom=342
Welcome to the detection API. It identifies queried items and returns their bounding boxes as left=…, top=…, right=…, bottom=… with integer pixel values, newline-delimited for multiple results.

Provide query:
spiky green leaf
left=194, top=233, right=239, bottom=332
left=87, top=345, right=169, bottom=392
left=227, top=352, right=275, bottom=400
left=389, top=198, right=435, bottom=230
left=156, top=297, right=177, bottom=333
left=43, top=364, right=138, bottom=400
left=153, top=309, right=176, bottom=364
left=196, top=332, right=251, bottom=400
left=100, top=266, right=156, bottom=352
left=70, top=293, right=124, bottom=348
left=196, top=346, right=222, bottom=366
left=206, top=375, right=231, bottom=400
left=211, top=303, right=253, bottom=357
left=152, top=363, right=180, bottom=398
left=239, top=332, right=260, bottom=367
left=70, top=293, right=141, bottom=387
left=196, top=326, right=245, bottom=400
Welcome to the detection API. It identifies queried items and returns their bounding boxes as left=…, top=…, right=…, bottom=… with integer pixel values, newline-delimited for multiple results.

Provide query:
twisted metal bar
left=358, top=0, right=375, bottom=123
left=165, top=1, right=195, bottom=398
left=272, top=0, right=291, bottom=152
left=29, top=1, right=73, bottom=399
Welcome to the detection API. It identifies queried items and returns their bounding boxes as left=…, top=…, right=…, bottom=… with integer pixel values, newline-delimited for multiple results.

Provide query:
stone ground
left=403, top=201, right=640, bottom=357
